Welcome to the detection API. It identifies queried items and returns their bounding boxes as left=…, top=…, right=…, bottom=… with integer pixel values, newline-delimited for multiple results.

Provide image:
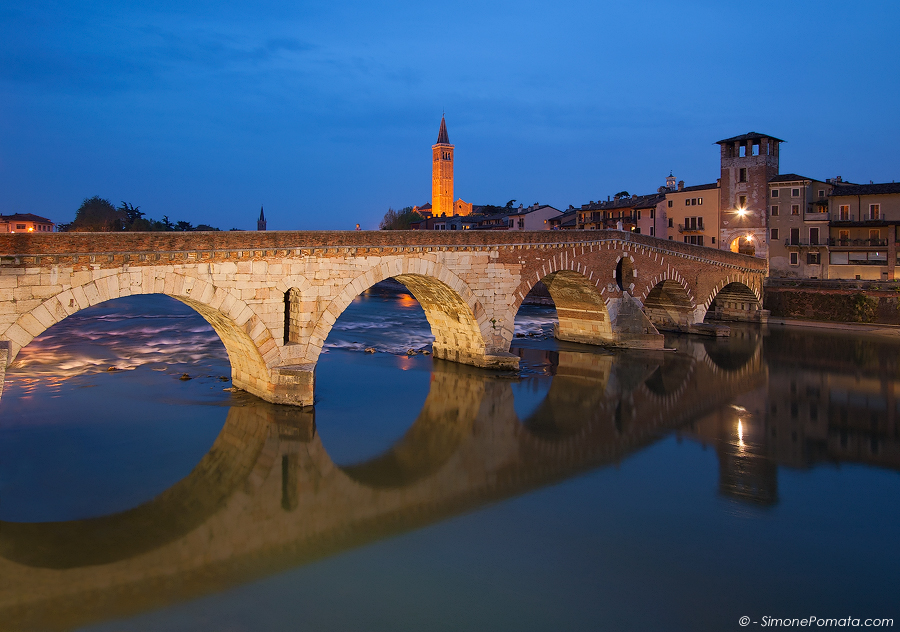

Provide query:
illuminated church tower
left=432, top=115, right=454, bottom=217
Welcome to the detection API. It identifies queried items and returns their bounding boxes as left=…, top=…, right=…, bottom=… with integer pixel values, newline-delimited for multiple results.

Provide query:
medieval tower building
left=716, top=132, right=782, bottom=259
left=432, top=116, right=454, bottom=218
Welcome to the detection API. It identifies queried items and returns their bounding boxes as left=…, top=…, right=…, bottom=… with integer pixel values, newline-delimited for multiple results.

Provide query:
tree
left=174, top=220, right=194, bottom=231
left=505, top=199, right=517, bottom=209
left=70, top=196, right=126, bottom=232
left=379, top=206, right=422, bottom=230
left=614, top=191, right=630, bottom=200
left=118, top=201, right=155, bottom=231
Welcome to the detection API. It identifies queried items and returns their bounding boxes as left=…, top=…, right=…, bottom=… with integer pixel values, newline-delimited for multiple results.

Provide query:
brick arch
left=304, top=257, right=494, bottom=366
left=501, top=251, right=614, bottom=340
left=641, top=276, right=697, bottom=328
left=2, top=269, right=278, bottom=401
left=700, top=274, right=763, bottom=322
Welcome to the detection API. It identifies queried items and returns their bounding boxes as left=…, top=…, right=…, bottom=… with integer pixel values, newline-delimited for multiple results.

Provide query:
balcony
left=828, top=238, right=887, bottom=247
left=783, top=239, right=824, bottom=248
left=678, top=223, right=705, bottom=233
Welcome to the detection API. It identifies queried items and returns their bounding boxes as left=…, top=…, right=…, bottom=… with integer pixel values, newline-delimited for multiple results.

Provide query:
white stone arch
left=303, top=256, right=495, bottom=366
left=2, top=268, right=278, bottom=400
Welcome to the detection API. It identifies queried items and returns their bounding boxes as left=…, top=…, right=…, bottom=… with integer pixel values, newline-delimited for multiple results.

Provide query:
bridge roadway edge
left=0, top=231, right=767, bottom=406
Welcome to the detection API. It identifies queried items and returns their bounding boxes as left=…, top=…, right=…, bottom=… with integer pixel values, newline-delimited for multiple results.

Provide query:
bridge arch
left=702, top=276, right=763, bottom=323
left=642, top=278, right=697, bottom=329
left=304, top=257, right=512, bottom=368
left=3, top=270, right=278, bottom=402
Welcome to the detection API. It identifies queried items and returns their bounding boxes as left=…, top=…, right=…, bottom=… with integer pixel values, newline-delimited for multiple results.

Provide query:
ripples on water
left=0, top=281, right=898, bottom=631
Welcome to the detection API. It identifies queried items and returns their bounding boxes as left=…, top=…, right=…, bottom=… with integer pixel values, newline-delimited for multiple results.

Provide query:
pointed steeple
left=436, top=115, right=450, bottom=145
left=257, top=205, right=267, bottom=231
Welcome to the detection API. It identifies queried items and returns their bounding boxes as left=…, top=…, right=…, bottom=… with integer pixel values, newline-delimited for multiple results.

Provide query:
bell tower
left=432, top=115, right=454, bottom=218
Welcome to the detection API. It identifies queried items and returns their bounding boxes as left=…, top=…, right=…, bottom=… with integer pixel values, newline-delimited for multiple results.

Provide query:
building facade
left=663, top=182, right=720, bottom=247
left=767, top=175, right=831, bottom=278
left=827, top=183, right=900, bottom=280
left=0, top=213, right=55, bottom=233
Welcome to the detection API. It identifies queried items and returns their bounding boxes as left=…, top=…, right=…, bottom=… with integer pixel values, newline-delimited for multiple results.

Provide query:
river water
left=0, top=282, right=898, bottom=631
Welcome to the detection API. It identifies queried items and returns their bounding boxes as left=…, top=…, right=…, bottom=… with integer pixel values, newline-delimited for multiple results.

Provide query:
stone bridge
left=0, top=340, right=766, bottom=631
left=0, top=231, right=767, bottom=405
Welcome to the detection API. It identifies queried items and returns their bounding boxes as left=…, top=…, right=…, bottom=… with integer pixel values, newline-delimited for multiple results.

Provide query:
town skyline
left=1, top=1, right=898, bottom=231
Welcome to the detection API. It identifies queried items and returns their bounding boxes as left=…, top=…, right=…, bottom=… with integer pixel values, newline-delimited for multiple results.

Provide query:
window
left=771, top=189, right=780, bottom=198
left=770, top=228, right=779, bottom=240
left=739, top=168, right=747, bottom=183
left=738, top=195, right=747, bottom=208
left=869, top=229, right=881, bottom=243
left=637, top=210, right=641, bottom=220
left=839, top=204, right=850, bottom=220
left=15, top=224, right=26, bottom=230
left=807, top=252, right=821, bottom=265
left=669, top=236, right=673, bottom=240
left=791, top=188, right=800, bottom=197
left=791, top=204, right=800, bottom=215
left=649, top=226, right=655, bottom=236
left=790, top=228, right=800, bottom=245
left=818, top=190, right=825, bottom=198
left=790, top=252, right=799, bottom=265
left=650, top=208, right=655, bottom=218
left=711, top=237, right=715, bottom=244
left=771, top=205, right=779, bottom=216
left=668, top=218, right=673, bottom=228
left=870, top=204, right=881, bottom=220
left=739, top=145, right=746, bottom=157
left=667, top=200, right=673, bottom=208
left=809, top=227, right=819, bottom=245
left=634, top=228, right=641, bottom=234
left=752, top=143, right=760, bottom=156
left=685, top=198, right=690, bottom=206
left=698, top=197, right=703, bottom=205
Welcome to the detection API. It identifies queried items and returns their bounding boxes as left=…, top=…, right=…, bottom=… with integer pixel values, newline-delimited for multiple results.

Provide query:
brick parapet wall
left=0, top=230, right=767, bottom=273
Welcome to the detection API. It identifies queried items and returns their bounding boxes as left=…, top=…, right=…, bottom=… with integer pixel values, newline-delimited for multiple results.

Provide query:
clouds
left=0, top=0, right=898, bottom=230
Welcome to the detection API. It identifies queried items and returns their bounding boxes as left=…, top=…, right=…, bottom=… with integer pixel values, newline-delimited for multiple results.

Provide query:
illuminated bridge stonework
left=0, top=231, right=767, bottom=405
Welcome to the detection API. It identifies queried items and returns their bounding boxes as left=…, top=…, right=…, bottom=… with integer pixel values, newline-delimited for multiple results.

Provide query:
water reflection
left=3, top=295, right=900, bottom=628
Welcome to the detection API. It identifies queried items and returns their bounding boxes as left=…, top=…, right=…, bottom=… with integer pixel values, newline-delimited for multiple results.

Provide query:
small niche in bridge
left=616, top=257, right=634, bottom=292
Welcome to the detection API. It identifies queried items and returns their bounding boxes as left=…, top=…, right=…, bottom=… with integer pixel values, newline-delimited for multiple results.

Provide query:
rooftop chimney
left=678, top=181, right=685, bottom=191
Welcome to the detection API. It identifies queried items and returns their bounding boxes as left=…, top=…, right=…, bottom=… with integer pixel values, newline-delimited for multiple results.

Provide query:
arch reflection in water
left=5, top=330, right=900, bottom=630
left=0, top=342, right=769, bottom=631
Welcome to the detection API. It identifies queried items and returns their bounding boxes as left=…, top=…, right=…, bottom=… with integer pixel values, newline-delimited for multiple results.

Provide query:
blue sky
left=1, top=0, right=897, bottom=230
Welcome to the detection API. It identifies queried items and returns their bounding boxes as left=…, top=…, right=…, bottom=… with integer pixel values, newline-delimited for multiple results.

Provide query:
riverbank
left=764, top=280, right=900, bottom=326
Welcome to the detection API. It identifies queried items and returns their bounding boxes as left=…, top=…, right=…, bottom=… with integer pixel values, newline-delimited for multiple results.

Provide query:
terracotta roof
left=0, top=213, right=54, bottom=223
left=769, top=173, right=819, bottom=183
left=716, top=131, right=785, bottom=144
left=829, top=182, right=900, bottom=197
left=671, top=183, right=718, bottom=194
left=436, top=116, right=450, bottom=145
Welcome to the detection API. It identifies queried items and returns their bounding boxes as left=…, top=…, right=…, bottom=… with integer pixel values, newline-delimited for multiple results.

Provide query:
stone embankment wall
left=765, top=280, right=900, bottom=324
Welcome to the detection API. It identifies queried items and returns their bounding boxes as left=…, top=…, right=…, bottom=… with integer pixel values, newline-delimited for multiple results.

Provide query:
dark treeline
left=58, top=196, right=221, bottom=232
left=379, top=206, right=422, bottom=230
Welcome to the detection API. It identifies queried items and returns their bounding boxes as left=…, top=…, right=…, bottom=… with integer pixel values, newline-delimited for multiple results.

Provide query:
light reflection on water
left=0, top=283, right=899, bottom=631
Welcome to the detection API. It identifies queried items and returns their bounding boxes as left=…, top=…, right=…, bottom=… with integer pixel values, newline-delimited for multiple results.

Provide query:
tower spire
left=436, top=115, right=450, bottom=145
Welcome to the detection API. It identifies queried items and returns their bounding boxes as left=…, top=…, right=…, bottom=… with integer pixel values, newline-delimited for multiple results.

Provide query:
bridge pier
left=247, top=364, right=317, bottom=407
